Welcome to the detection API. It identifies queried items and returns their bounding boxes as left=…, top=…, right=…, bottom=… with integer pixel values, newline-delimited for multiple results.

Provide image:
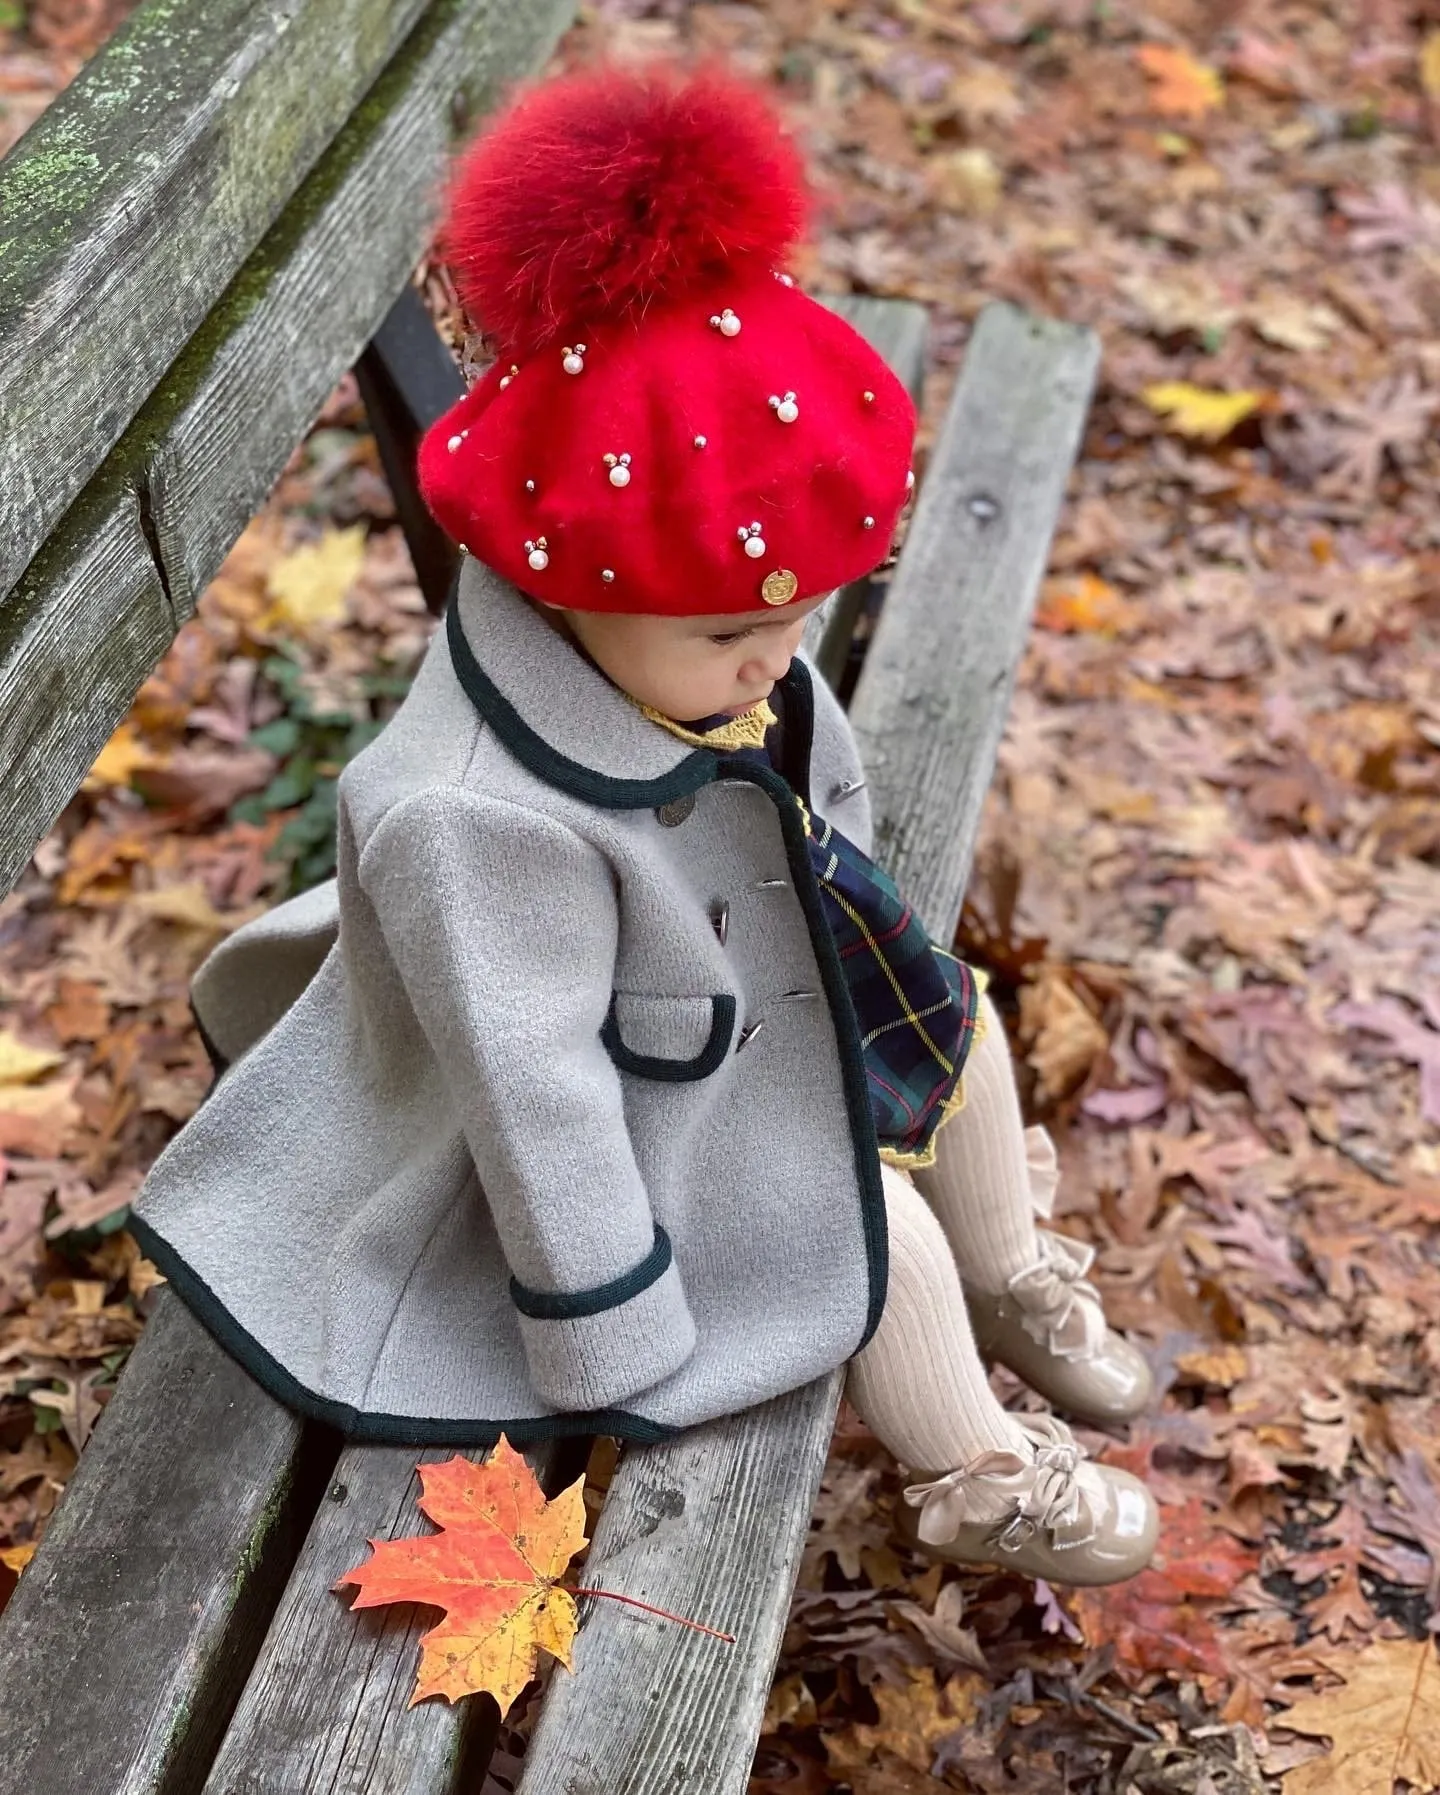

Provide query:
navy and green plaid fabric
left=698, top=711, right=982, bottom=1166
left=804, top=807, right=980, bottom=1163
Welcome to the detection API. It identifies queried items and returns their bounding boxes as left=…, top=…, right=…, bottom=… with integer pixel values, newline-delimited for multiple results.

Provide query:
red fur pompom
left=440, top=59, right=813, bottom=360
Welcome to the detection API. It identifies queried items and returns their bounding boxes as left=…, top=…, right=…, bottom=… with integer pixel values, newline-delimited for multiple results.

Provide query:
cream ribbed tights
left=846, top=1162, right=1029, bottom=1474
left=845, top=997, right=1047, bottom=1476
left=912, top=994, right=1044, bottom=1295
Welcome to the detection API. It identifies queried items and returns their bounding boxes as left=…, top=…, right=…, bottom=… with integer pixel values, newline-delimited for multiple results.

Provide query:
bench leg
left=354, top=284, right=466, bottom=616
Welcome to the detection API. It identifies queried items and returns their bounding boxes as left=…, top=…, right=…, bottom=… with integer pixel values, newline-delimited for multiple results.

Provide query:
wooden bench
left=0, top=4, right=1100, bottom=1787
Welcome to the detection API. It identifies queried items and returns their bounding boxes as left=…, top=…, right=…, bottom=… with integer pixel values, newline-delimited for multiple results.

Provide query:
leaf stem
left=572, top=1586, right=736, bottom=1643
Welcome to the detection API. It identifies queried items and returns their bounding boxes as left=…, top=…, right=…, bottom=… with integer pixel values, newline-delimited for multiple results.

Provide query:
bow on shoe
left=1005, top=1229, right=1108, bottom=1362
left=902, top=1415, right=1098, bottom=1550
left=903, top=1447, right=1030, bottom=1546
left=990, top=1415, right=1097, bottom=1552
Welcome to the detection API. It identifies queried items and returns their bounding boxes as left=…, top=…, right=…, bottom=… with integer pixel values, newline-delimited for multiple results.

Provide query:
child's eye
left=709, top=628, right=755, bottom=645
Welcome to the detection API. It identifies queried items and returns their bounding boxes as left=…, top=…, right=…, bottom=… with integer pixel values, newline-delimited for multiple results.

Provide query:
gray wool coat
left=131, top=557, right=887, bottom=1445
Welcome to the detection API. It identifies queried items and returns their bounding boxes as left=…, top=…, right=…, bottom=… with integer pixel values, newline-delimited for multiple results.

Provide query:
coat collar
left=447, top=556, right=814, bottom=810
left=448, top=557, right=714, bottom=807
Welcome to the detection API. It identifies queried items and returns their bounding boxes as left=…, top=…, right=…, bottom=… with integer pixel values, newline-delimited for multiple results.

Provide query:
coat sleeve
left=359, top=786, right=696, bottom=1413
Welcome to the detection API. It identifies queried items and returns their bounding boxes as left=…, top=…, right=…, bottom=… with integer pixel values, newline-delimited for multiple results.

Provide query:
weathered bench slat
left=200, top=1440, right=580, bottom=1795
left=0, top=0, right=574, bottom=903
left=847, top=302, right=1102, bottom=941
left=0, top=1292, right=330, bottom=1795
left=514, top=299, right=1099, bottom=1795
left=805, top=296, right=928, bottom=686
left=0, top=0, right=439, bottom=602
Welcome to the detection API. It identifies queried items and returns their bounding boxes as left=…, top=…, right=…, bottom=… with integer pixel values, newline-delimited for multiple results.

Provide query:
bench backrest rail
left=0, top=0, right=574, bottom=905
left=0, top=0, right=571, bottom=604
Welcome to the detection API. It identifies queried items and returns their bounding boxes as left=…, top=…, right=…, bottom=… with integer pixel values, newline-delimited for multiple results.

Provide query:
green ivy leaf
left=249, top=718, right=304, bottom=756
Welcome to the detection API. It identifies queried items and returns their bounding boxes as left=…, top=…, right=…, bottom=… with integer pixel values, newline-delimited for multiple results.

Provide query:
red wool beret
left=418, top=59, right=917, bottom=618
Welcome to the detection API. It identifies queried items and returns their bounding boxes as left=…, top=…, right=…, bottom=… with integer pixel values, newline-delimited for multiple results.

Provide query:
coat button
left=655, top=793, right=696, bottom=827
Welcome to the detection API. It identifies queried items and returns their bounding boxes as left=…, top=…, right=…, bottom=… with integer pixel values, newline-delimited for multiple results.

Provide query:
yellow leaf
left=0, top=1543, right=36, bottom=1575
left=1175, top=1344, right=1249, bottom=1387
left=1421, top=30, right=1440, bottom=102
left=0, top=1031, right=65, bottom=1087
left=1142, top=381, right=1262, bottom=441
left=84, top=723, right=158, bottom=792
left=128, top=883, right=235, bottom=935
left=1136, top=44, right=1225, bottom=118
left=926, top=147, right=1003, bottom=217
left=1036, top=573, right=1146, bottom=636
left=1279, top=1639, right=1440, bottom=1794
left=264, top=526, right=367, bottom=633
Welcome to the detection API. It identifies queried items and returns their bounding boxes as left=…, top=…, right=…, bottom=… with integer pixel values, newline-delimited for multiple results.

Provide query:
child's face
left=546, top=595, right=829, bottom=723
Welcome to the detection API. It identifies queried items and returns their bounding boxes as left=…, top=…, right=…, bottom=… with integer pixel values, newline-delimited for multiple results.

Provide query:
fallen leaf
left=1421, top=31, right=1440, bottom=104
left=82, top=723, right=159, bottom=792
left=0, top=1078, right=82, bottom=1157
left=825, top=1667, right=975, bottom=1779
left=264, top=525, right=367, bottom=633
left=335, top=1438, right=587, bottom=1713
left=126, top=883, right=239, bottom=937
left=1035, top=572, right=1147, bottom=636
left=1136, top=45, right=1225, bottom=119
left=1082, top=1083, right=1169, bottom=1124
left=926, top=146, right=1002, bottom=216
left=1277, top=1639, right=1440, bottom=1794
left=888, top=1580, right=988, bottom=1671
left=1142, top=382, right=1263, bottom=442
left=1019, top=965, right=1108, bottom=1101
left=0, top=1033, right=65, bottom=1086
left=1331, top=998, right=1440, bottom=1125
left=0, top=1543, right=35, bottom=1574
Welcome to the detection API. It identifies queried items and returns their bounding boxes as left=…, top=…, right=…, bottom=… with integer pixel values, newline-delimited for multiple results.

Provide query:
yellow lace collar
left=630, top=696, right=777, bottom=752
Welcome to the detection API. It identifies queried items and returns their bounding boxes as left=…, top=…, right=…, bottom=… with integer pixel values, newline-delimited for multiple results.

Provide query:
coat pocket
left=601, top=992, right=737, bottom=1082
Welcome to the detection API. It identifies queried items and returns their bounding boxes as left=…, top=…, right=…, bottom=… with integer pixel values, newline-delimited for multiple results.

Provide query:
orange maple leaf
left=1136, top=44, right=1225, bottom=119
left=335, top=1437, right=588, bottom=1711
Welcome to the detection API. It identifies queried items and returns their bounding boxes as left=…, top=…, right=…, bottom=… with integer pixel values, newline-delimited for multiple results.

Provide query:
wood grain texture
left=0, top=1292, right=329, bottom=1795
left=201, top=1441, right=574, bottom=1794
left=847, top=301, right=1101, bottom=942
left=516, top=1381, right=844, bottom=1795
left=514, top=300, right=1098, bottom=1795
left=0, top=0, right=574, bottom=902
left=0, top=498, right=174, bottom=903
left=0, top=0, right=440, bottom=602
left=803, top=296, right=928, bottom=689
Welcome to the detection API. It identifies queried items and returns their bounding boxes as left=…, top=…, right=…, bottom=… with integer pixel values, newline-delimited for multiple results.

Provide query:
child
left=132, top=59, right=1157, bottom=1586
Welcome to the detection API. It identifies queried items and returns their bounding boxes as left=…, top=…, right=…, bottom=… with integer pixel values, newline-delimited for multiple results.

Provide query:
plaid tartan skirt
left=804, top=807, right=983, bottom=1170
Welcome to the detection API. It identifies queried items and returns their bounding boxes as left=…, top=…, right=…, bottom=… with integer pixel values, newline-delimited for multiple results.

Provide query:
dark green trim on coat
left=510, top=1224, right=675, bottom=1320
left=714, top=759, right=890, bottom=1352
left=774, top=656, right=816, bottom=810
left=601, top=992, right=737, bottom=1082
left=446, top=597, right=718, bottom=810
left=189, top=998, right=229, bottom=1082
left=127, top=1215, right=679, bottom=1447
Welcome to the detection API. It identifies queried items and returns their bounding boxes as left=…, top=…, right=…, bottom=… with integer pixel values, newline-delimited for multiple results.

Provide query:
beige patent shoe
left=897, top=1415, right=1159, bottom=1587
left=966, top=1228, right=1154, bottom=1429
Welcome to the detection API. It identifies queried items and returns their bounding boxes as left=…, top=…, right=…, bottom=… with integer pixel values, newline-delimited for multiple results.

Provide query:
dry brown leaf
left=1278, top=1639, right=1440, bottom=1793
left=1019, top=966, right=1108, bottom=1102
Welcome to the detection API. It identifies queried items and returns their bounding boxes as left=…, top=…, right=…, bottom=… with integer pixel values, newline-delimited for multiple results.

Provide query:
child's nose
left=746, top=631, right=801, bottom=682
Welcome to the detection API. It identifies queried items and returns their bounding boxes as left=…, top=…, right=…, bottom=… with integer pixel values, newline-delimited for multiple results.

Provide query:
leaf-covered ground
left=3, top=0, right=1440, bottom=1788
